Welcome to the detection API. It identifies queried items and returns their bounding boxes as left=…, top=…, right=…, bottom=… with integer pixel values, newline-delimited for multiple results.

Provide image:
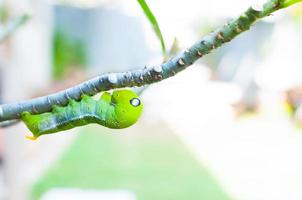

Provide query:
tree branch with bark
left=0, top=0, right=301, bottom=122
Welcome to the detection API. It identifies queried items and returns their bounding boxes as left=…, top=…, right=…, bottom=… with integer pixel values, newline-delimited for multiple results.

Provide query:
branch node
left=64, top=91, right=70, bottom=100
left=32, top=104, right=38, bottom=114
left=216, top=32, right=224, bottom=41
left=47, top=96, right=52, bottom=106
left=178, top=59, right=185, bottom=66
left=108, top=74, right=118, bottom=84
left=197, top=50, right=203, bottom=57
left=153, top=65, right=162, bottom=73
left=235, top=26, right=242, bottom=33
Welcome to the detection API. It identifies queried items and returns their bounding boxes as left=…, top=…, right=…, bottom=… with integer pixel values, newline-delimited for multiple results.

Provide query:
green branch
left=0, top=0, right=300, bottom=122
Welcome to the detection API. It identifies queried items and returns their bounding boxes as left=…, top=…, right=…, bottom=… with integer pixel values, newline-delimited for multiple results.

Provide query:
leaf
left=281, top=0, right=302, bottom=8
left=137, top=0, right=166, bottom=59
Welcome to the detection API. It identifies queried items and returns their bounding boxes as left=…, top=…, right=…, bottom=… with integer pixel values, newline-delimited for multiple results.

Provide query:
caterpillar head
left=111, top=90, right=143, bottom=128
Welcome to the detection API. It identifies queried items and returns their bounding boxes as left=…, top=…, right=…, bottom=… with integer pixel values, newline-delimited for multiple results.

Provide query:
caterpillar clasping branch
left=21, top=90, right=143, bottom=139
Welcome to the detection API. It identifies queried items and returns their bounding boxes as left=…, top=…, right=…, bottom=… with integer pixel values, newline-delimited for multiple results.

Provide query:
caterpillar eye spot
left=130, top=98, right=140, bottom=107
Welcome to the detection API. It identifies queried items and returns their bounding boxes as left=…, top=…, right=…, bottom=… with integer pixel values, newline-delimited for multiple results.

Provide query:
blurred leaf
left=137, top=0, right=167, bottom=59
left=168, top=37, right=180, bottom=58
left=0, top=6, right=9, bottom=22
left=281, top=0, right=302, bottom=8
left=53, top=30, right=87, bottom=80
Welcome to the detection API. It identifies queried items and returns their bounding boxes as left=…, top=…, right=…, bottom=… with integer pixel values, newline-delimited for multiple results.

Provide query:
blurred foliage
left=137, top=0, right=167, bottom=60
left=282, top=0, right=302, bottom=8
left=289, top=4, right=302, bottom=22
left=167, top=37, right=180, bottom=59
left=0, top=5, right=8, bottom=22
left=52, top=30, right=87, bottom=80
left=32, top=125, right=232, bottom=200
left=0, top=5, right=30, bottom=43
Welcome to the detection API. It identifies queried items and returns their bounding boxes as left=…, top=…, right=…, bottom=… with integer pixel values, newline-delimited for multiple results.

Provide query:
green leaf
left=281, top=0, right=302, bottom=8
left=137, top=0, right=167, bottom=59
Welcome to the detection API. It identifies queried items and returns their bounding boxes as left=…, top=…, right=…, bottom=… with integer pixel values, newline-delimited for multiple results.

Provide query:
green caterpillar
left=21, top=90, right=143, bottom=140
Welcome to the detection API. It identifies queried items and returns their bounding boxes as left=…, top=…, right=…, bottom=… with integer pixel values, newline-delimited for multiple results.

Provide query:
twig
left=0, top=0, right=299, bottom=122
left=0, top=119, right=20, bottom=128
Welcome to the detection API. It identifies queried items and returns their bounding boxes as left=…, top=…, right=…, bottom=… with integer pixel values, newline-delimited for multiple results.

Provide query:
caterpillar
left=21, top=90, right=143, bottom=140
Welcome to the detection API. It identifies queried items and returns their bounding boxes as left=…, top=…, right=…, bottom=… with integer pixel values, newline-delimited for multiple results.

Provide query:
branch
left=0, top=119, right=20, bottom=128
left=0, top=0, right=299, bottom=122
left=0, top=14, right=30, bottom=42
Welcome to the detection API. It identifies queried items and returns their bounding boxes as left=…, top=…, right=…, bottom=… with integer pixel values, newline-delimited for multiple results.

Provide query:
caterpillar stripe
left=21, top=90, right=143, bottom=139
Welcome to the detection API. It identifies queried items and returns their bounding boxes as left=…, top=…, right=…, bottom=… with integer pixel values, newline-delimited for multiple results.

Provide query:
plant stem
left=281, top=0, right=302, bottom=7
left=0, top=0, right=300, bottom=122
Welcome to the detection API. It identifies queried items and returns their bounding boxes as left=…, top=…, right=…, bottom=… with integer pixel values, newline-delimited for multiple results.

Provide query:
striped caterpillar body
left=21, top=90, right=143, bottom=139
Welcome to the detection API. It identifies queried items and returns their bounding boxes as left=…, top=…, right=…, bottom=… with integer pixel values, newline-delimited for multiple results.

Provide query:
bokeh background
left=1, top=0, right=302, bottom=199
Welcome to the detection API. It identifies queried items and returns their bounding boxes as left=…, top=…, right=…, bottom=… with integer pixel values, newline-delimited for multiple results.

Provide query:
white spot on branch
left=178, top=59, right=185, bottom=66
left=108, top=74, right=118, bottom=84
left=153, top=65, right=162, bottom=73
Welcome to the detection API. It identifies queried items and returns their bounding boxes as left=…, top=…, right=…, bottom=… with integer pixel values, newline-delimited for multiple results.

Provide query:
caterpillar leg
left=25, top=135, right=38, bottom=141
left=81, top=94, right=95, bottom=103
left=100, top=92, right=111, bottom=103
left=21, top=111, right=44, bottom=139
left=52, top=105, right=65, bottom=113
